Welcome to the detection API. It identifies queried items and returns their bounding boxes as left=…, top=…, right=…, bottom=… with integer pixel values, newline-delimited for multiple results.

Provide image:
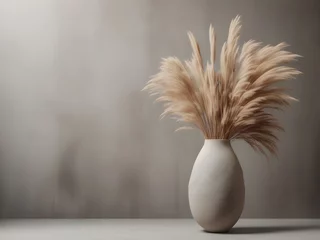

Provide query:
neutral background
left=0, top=0, right=319, bottom=218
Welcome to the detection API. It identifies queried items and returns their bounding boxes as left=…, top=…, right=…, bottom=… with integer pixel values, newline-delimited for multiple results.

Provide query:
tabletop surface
left=1, top=219, right=320, bottom=240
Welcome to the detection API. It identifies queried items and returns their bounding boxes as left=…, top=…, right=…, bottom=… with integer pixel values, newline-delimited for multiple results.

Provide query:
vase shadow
left=205, top=225, right=320, bottom=234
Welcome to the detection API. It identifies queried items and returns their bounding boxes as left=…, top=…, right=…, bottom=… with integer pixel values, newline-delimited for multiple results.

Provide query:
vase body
left=188, top=140, right=245, bottom=232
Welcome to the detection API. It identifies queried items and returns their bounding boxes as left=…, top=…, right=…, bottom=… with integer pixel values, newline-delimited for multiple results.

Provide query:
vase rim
left=205, top=139, right=230, bottom=142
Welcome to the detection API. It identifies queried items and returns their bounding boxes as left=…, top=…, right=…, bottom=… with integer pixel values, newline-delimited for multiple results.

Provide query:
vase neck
left=204, top=139, right=231, bottom=148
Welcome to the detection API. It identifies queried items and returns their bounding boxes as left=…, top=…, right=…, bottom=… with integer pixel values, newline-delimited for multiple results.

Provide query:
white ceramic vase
left=188, top=139, right=245, bottom=232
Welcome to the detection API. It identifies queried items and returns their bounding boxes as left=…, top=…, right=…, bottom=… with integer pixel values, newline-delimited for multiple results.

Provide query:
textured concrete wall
left=0, top=0, right=319, bottom=218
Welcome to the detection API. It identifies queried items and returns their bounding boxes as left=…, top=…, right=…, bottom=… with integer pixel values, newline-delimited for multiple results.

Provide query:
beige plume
left=143, top=16, right=301, bottom=156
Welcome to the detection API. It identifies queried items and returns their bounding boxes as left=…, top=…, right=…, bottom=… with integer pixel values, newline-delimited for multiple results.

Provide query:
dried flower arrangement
left=143, top=16, right=301, bottom=156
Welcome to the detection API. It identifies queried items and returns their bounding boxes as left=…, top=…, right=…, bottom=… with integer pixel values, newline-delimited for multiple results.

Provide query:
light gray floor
left=0, top=219, right=320, bottom=239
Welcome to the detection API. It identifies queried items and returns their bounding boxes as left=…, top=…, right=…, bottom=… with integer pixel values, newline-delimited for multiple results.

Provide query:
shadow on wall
left=0, top=149, right=3, bottom=218
left=58, top=142, right=79, bottom=200
left=111, top=91, right=152, bottom=217
left=312, top=120, right=320, bottom=216
left=52, top=140, right=82, bottom=217
left=51, top=90, right=153, bottom=218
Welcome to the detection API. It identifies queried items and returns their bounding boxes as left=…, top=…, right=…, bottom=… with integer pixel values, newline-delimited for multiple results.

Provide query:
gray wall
left=0, top=0, right=319, bottom=218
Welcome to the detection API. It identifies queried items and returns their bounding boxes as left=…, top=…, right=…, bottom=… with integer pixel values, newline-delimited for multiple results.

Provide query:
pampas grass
left=143, top=16, right=301, bottom=156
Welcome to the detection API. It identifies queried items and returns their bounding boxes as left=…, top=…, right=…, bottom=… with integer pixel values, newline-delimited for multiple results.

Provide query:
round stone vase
left=188, top=139, right=245, bottom=232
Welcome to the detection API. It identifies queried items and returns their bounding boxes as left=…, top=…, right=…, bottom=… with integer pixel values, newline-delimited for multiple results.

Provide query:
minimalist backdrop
left=0, top=0, right=319, bottom=218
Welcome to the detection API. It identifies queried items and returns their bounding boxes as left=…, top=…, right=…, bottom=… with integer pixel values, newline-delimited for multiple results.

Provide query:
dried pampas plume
left=143, top=16, right=301, bottom=156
